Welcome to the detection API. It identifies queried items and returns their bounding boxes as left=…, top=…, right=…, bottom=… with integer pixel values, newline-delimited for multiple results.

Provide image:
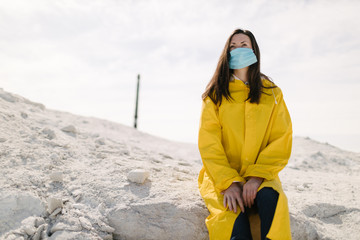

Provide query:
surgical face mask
left=229, top=48, right=257, bottom=69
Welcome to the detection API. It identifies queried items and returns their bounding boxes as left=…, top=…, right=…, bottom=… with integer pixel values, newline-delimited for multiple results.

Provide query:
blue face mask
left=229, top=48, right=257, bottom=69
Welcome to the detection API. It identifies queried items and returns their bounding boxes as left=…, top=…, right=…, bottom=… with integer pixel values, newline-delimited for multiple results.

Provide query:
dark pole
left=134, top=74, right=140, bottom=129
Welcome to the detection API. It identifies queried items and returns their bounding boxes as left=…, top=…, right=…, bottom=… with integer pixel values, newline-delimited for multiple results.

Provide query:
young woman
left=198, top=29, right=292, bottom=240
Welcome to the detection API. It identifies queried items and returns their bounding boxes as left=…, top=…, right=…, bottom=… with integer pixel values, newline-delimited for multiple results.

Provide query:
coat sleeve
left=198, top=98, right=245, bottom=192
left=243, top=89, right=293, bottom=181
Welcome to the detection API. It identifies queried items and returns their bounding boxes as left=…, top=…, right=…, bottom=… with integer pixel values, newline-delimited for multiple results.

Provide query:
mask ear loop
left=272, top=89, right=278, bottom=104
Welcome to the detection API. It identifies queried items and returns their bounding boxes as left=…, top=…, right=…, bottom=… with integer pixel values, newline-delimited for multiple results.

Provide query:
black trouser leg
left=230, top=187, right=279, bottom=240
left=255, top=187, right=279, bottom=240
left=230, top=211, right=252, bottom=240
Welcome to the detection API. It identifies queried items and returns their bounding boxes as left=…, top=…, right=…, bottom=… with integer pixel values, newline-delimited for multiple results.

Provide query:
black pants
left=230, top=187, right=279, bottom=240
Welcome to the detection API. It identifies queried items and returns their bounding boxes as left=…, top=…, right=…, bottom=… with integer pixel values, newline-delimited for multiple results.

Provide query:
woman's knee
left=256, top=187, right=279, bottom=206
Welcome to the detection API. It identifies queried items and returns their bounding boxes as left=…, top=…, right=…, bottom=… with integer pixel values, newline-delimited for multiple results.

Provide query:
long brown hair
left=202, top=29, right=275, bottom=105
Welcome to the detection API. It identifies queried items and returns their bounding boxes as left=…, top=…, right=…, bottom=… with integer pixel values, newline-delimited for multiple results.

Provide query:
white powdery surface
left=0, top=87, right=359, bottom=240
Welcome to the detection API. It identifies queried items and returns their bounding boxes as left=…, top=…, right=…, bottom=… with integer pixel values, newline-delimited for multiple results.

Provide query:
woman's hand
left=242, top=177, right=264, bottom=208
left=222, top=182, right=245, bottom=213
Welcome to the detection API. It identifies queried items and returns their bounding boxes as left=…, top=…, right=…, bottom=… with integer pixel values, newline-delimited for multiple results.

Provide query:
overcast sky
left=1, top=0, right=359, bottom=152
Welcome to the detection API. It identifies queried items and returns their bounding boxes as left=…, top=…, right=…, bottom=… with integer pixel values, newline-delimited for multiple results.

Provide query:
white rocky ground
left=0, top=87, right=359, bottom=240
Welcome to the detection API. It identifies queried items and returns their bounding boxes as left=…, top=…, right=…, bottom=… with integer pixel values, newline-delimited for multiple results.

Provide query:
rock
left=21, top=216, right=36, bottom=227
left=297, top=185, right=305, bottom=191
left=79, top=217, right=92, bottom=230
left=96, top=153, right=107, bottom=159
left=49, top=230, right=93, bottom=239
left=3, top=233, right=24, bottom=240
left=21, top=112, right=28, bottom=119
left=70, top=208, right=84, bottom=217
left=61, top=125, right=77, bottom=134
left=72, top=203, right=85, bottom=210
left=50, top=222, right=68, bottom=233
left=22, top=218, right=44, bottom=238
left=50, top=172, right=63, bottom=182
left=24, top=226, right=36, bottom=236
left=97, top=203, right=106, bottom=215
left=127, top=169, right=150, bottom=184
left=97, top=219, right=115, bottom=233
left=95, top=138, right=106, bottom=145
left=3, top=234, right=17, bottom=240
left=72, top=189, right=83, bottom=202
left=0, top=192, right=44, bottom=235
left=92, top=133, right=100, bottom=138
left=101, top=234, right=113, bottom=240
left=100, top=224, right=115, bottom=233
left=47, top=197, right=63, bottom=214
left=75, top=195, right=82, bottom=202
left=71, top=221, right=83, bottom=231
left=42, top=128, right=56, bottom=140
left=40, top=230, right=48, bottom=239
left=0, top=138, right=7, bottom=143
left=35, top=217, right=45, bottom=227
left=108, top=202, right=208, bottom=240
left=49, top=207, right=62, bottom=219
left=50, top=153, right=60, bottom=161
left=33, top=224, right=45, bottom=240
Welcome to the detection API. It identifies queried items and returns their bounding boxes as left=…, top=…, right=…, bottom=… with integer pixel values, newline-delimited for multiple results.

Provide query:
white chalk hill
left=0, top=88, right=359, bottom=240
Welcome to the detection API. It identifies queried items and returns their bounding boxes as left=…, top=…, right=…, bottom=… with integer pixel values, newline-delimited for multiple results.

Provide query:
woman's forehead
left=231, top=34, right=251, bottom=43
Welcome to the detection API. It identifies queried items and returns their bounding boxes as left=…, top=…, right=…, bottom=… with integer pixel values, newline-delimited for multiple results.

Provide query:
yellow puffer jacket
left=198, top=79, right=292, bottom=240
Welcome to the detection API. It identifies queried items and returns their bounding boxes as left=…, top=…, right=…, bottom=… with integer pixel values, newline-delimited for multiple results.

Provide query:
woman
left=198, top=29, right=292, bottom=240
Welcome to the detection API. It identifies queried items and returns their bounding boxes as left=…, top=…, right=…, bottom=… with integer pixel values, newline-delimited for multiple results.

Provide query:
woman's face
left=229, top=33, right=253, bottom=51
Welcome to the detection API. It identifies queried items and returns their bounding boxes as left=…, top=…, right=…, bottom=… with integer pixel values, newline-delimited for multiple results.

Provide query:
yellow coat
left=198, top=79, right=292, bottom=240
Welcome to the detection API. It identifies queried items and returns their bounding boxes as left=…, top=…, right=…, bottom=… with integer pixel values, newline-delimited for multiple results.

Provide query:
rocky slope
left=0, top=88, right=359, bottom=240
